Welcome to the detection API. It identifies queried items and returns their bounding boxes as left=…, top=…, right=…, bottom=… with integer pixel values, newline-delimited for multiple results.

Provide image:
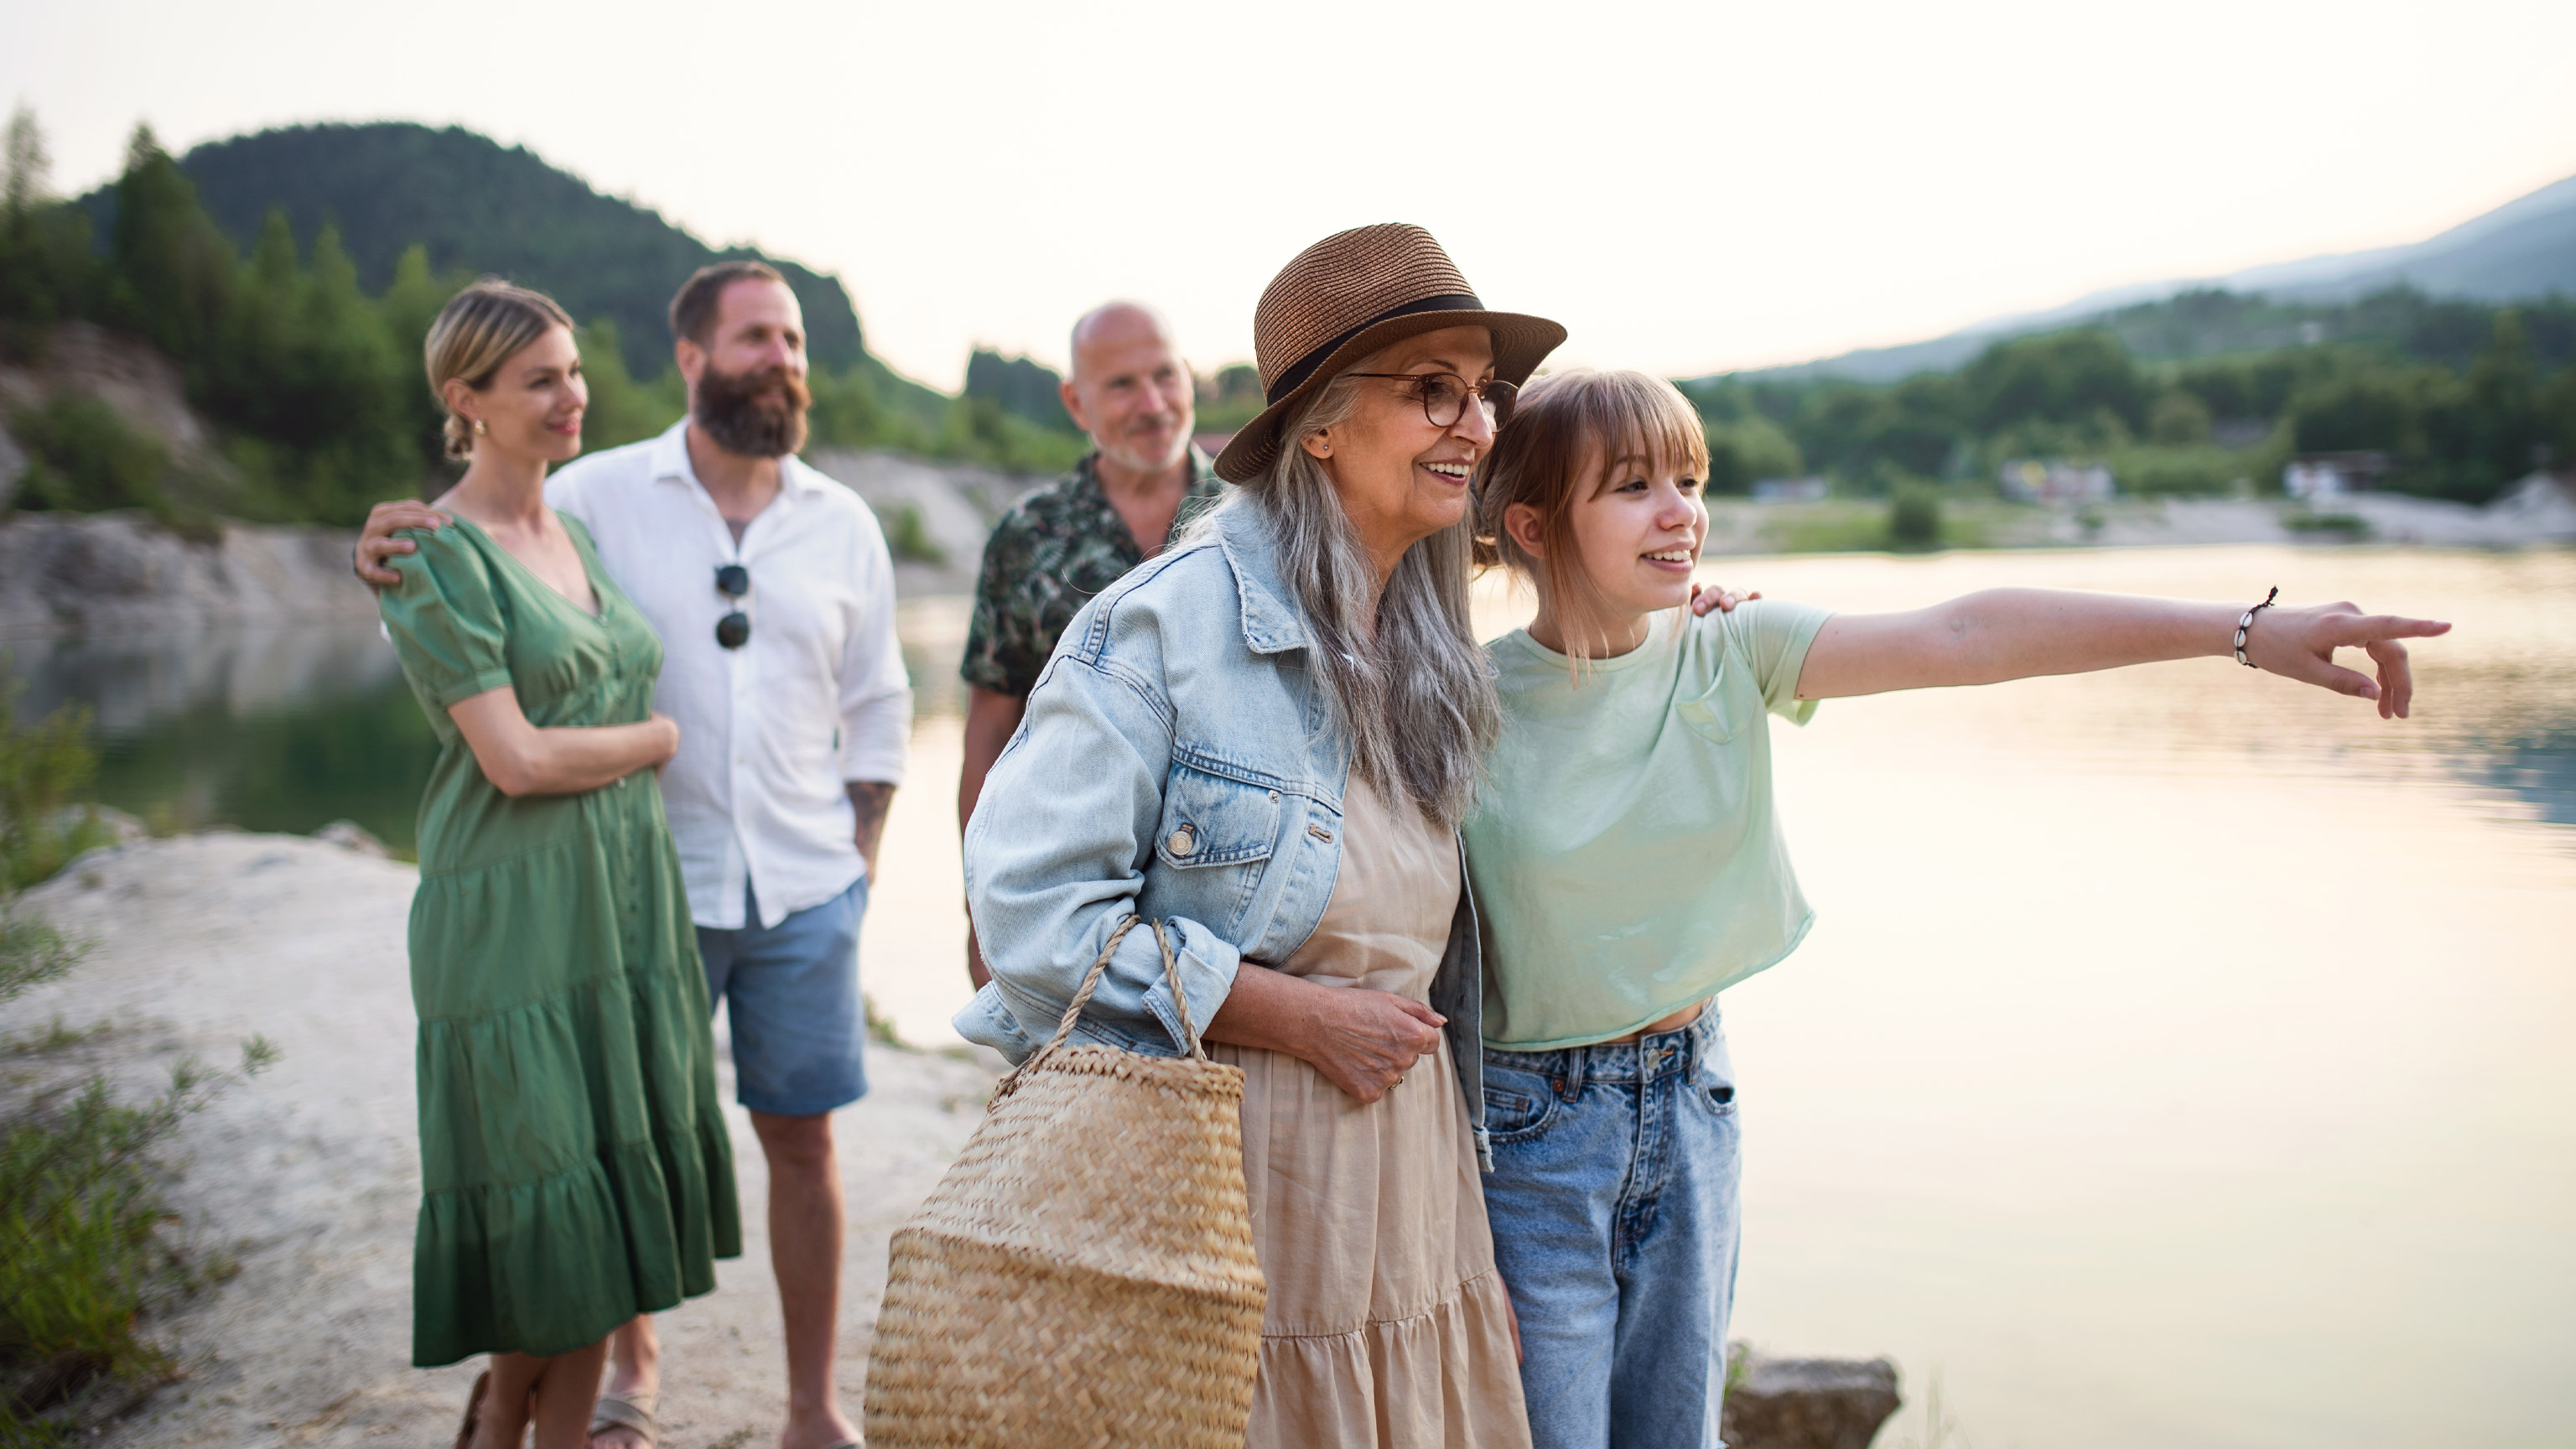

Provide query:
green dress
left=379, top=514, right=740, bottom=1367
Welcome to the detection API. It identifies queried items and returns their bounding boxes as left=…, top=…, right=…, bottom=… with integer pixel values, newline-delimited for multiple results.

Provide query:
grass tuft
left=0, top=1034, right=278, bottom=1438
left=864, top=994, right=906, bottom=1050
left=0, top=675, right=278, bottom=1441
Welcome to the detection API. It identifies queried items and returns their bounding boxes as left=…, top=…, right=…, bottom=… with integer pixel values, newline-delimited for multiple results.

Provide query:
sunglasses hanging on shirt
left=714, top=563, right=752, bottom=649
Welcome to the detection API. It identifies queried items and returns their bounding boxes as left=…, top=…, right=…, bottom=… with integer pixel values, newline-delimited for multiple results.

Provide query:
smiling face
left=683, top=278, right=811, bottom=458
left=1064, top=303, right=1194, bottom=476
left=1298, top=324, right=1498, bottom=578
left=446, top=324, right=586, bottom=465
left=1566, top=450, right=1710, bottom=617
left=1483, top=370, right=1717, bottom=658
left=1501, top=447, right=1707, bottom=655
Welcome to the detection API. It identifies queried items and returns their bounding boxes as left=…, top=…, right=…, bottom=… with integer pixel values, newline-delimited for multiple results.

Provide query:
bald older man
left=955, top=302, right=1223, bottom=986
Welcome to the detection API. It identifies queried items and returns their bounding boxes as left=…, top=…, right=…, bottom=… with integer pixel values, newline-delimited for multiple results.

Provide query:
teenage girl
left=1460, top=369, right=2448, bottom=1449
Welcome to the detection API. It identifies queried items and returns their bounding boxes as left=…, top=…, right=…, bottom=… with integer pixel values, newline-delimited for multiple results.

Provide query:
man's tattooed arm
left=847, top=781, right=896, bottom=875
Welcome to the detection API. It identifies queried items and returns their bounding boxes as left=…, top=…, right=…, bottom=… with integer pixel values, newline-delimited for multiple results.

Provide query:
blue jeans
left=1481, top=1009, right=1742, bottom=1449
left=696, top=875, right=870, bottom=1117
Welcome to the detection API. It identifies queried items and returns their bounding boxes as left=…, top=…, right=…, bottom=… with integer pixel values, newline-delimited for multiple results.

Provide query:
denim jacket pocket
left=1155, top=762, right=1283, bottom=871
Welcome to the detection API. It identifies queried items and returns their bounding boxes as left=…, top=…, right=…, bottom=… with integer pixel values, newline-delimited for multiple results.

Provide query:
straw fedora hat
left=1213, top=224, right=1566, bottom=483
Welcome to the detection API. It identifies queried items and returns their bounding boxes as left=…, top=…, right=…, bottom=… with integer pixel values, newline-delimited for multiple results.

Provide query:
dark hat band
left=1264, top=293, right=1484, bottom=405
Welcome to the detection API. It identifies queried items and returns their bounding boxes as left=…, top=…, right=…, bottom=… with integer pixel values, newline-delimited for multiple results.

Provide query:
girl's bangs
left=1581, top=377, right=1714, bottom=491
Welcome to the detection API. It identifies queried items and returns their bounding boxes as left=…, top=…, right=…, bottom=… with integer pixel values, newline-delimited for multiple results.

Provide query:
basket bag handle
left=992, top=915, right=1205, bottom=1104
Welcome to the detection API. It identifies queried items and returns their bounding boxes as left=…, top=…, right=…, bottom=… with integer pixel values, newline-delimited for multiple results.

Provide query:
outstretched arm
left=1794, top=589, right=2450, bottom=719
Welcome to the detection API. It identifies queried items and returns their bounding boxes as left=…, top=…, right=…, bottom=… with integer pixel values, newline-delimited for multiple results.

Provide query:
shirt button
left=1166, top=826, right=1197, bottom=857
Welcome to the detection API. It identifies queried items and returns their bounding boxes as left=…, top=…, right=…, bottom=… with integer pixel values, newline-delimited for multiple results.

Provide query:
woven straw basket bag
left=864, top=917, right=1266, bottom=1447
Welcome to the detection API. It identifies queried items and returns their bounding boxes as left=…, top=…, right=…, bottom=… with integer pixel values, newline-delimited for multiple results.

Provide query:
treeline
left=103, top=120, right=870, bottom=380
left=1685, top=292, right=2576, bottom=505
left=0, top=112, right=1084, bottom=528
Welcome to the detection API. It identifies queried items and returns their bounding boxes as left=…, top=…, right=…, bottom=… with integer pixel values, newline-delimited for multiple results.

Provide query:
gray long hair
left=1193, top=372, right=1500, bottom=828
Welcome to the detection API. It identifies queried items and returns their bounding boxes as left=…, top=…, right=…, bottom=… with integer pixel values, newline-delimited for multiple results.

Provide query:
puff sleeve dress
left=378, top=515, right=740, bottom=1367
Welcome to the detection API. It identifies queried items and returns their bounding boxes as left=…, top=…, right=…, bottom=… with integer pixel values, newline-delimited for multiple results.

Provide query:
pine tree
left=0, top=106, right=92, bottom=330
left=3, top=105, right=50, bottom=217
left=101, top=123, right=237, bottom=366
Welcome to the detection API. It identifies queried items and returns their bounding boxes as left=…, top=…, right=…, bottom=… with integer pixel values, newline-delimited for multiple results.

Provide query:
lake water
left=9, top=545, right=2572, bottom=1448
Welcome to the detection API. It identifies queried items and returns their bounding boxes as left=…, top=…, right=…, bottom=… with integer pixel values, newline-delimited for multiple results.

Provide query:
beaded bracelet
left=2233, top=586, right=2279, bottom=667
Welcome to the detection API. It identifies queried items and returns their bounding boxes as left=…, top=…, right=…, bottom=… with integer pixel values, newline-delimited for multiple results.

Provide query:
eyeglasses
left=1345, top=371, right=1519, bottom=431
left=714, top=564, right=751, bottom=649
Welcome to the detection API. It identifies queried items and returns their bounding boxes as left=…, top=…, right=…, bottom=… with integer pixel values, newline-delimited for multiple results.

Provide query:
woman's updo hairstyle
left=423, top=279, right=576, bottom=460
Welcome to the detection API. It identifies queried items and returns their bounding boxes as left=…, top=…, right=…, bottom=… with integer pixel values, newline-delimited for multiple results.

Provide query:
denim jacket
left=955, top=501, right=1493, bottom=1167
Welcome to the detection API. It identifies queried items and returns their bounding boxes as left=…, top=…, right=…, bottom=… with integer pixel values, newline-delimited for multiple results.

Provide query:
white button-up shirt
left=547, top=419, right=911, bottom=930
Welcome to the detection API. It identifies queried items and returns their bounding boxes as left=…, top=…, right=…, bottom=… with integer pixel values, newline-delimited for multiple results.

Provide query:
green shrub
left=8, top=397, right=168, bottom=517
left=0, top=688, right=114, bottom=894
left=1888, top=486, right=1944, bottom=550
left=881, top=502, right=945, bottom=566
left=0, top=914, right=79, bottom=1010
left=0, top=1041, right=275, bottom=1436
left=2283, top=509, right=2370, bottom=538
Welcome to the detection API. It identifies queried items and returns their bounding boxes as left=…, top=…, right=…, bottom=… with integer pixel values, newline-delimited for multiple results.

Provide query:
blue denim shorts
left=1481, top=1008, right=1742, bottom=1449
left=697, top=875, right=870, bottom=1118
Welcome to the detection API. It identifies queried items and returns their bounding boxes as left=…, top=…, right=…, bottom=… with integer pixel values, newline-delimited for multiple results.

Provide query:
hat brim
left=1213, top=309, right=1567, bottom=483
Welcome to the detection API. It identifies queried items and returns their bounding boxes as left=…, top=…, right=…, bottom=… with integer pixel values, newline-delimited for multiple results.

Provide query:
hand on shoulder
left=354, top=501, right=454, bottom=589
left=1689, top=581, right=1759, bottom=617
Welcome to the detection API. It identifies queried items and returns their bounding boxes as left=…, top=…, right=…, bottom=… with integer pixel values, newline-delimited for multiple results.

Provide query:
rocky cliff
left=0, top=512, right=375, bottom=639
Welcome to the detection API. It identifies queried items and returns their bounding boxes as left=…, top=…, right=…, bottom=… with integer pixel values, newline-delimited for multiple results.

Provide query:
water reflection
left=8, top=624, right=434, bottom=849
left=2460, top=731, right=2576, bottom=829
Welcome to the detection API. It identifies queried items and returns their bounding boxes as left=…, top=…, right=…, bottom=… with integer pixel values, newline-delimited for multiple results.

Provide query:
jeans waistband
left=1482, top=1007, right=1719, bottom=1088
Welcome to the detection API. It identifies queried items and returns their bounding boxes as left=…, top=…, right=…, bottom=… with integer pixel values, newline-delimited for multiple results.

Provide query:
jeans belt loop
left=1558, top=1045, right=1585, bottom=1101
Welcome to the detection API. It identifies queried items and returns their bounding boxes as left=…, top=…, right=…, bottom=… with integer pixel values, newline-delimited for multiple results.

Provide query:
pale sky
left=5, top=0, right=2573, bottom=389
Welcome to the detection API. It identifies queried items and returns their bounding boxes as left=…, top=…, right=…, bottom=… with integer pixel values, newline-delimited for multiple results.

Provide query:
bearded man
left=356, top=261, right=906, bottom=1449
left=954, top=300, right=1223, bottom=986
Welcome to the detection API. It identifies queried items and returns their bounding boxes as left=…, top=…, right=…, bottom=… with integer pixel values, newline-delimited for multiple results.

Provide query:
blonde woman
left=379, top=281, right=739, bottom=1449
left=960, top=226, right=1549, bottom=1445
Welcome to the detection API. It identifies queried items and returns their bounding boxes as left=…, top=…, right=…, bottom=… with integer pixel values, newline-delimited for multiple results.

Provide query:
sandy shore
left=13, top=832, right=1005, bottom=1448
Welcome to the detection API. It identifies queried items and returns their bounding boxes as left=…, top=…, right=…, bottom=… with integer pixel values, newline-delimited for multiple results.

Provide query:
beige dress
left=1211, top=775, right=1533, bottom=1448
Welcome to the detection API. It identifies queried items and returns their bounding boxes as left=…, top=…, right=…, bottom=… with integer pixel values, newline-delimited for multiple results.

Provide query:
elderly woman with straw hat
left=957, top=225, right=1556, bottom=1443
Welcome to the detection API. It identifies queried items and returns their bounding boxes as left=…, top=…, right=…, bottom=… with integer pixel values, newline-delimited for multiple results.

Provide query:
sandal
left=451, top=1371, right=491, bottom=1449
left=588, top=1389, right=660, bottom=1447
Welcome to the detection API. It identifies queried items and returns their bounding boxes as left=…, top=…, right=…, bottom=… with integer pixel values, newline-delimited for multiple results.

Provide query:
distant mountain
left=1726, top=169, right=2576, bottom=385
left=963, top=348, right=1077, bottom=432
left=75, top=122, right=867, bottom=378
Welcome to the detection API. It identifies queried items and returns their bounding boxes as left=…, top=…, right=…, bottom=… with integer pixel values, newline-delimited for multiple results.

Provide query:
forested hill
left=1733, top=169, right=2576, bottom=387
left=75, top=123, right=864, bottom=377
left=4, top=113, right=1086, bottom=528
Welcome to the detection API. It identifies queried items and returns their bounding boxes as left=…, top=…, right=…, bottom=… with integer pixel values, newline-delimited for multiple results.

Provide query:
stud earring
left=472, top=419, right=487, bottom=436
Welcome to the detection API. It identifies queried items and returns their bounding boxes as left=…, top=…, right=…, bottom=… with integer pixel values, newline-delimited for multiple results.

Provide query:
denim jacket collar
left=1213, top=503, right=1312, bottom=657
